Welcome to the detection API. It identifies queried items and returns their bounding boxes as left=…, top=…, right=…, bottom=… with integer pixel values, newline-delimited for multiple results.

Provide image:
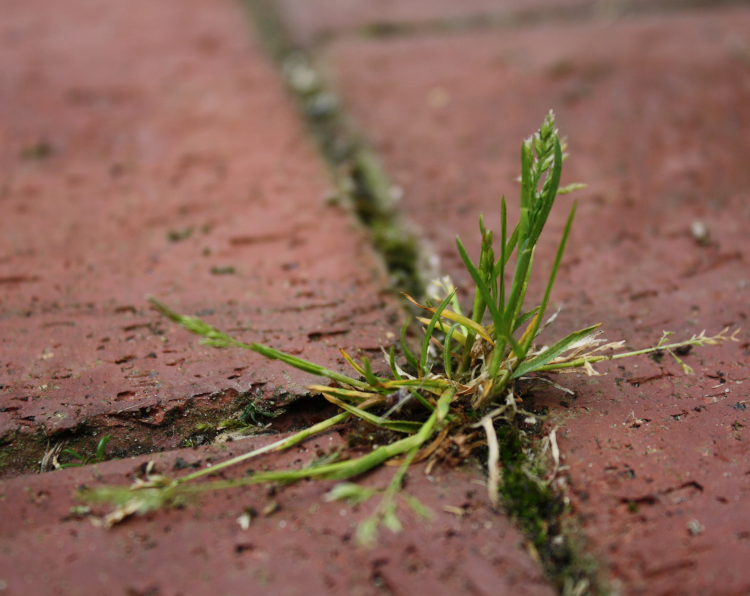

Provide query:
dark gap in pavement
left=2, top=386, right=330, bottom=478
left=277, top=0, right=750, bottom=49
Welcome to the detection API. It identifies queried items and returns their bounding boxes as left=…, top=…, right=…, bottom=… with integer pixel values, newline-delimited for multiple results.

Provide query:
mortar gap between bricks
left=246, top=0, right=750, bottom=49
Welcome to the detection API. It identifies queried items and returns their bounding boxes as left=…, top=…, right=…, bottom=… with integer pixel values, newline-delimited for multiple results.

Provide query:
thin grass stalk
left=175, top=411, right=351, bottom=484
left=534, top=337, right=726, bottom=372
left=185, top=388, right=455, bottom=488
left=420, top=291, right=456, bottom=376
left=400, top=319, right=420, bottom=377
left=522, top=202, right=577, bottom=351
left=499, top=197, right=507, bottom=318
left=443, top=323, right=461, bottom=380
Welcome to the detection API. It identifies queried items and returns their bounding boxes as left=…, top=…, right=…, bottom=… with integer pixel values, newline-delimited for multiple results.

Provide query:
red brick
left=328, top=7, right=750, bottom=594
left=0, top=431, right=555, bottom=596
left=0, top=0, right=399, bottom=472
left=279, top=0, right=592, bottom=44
left=278, top=0, right=728, bottom=45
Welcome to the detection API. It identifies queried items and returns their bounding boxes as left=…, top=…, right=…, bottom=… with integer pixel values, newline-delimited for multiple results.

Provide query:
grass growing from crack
left=41, top=434, right=113, bottom=472
left=58, top=435, right=112, bottom=469
left=81, top=113, right=738, bottom=542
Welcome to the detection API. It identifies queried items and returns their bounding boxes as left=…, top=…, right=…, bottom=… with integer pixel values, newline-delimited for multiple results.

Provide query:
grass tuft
left=80, top=113, right=737, bottom=551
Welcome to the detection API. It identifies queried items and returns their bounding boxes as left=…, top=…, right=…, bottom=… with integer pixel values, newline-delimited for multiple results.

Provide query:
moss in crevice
left=497, top=423, right=606, bottom=595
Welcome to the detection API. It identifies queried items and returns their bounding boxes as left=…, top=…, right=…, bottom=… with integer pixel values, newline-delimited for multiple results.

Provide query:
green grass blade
left=361, top=356, right=380, bottom=387
left=520, top=139, right=533, bottom=214
left=148, top=297, right=370, bottom=390
left=505, top=225, right=519, bottom=264
left=514, top=306, right=541, bottom=332
left=249, top=342, right=370, bottom=389
left=176, top=411, right=351, bottom=484
left=408, top=388, right=436, bottom=412
left=498, top=196, right=507, bottom=315
left=523, top=201, right=577, bottom=348
left=388, top=345, right=402, bottom=380
left=379, top=378, right=450, bottom=392
left=339, top=348, right=365, bottom=376
left=61, top=450, right=86, bottom=463
left=420, top=291, right=456, bottom=376
left=235, top=389, right=453, bottom=483
left=405, top=295, right=492, bottom=343
left=456, top=237, right=503, bottom=333
left=400, top=319, right=420, bottom=376
left=324, top=395, right=423, bottom=434
left=443, top=323, right=461, bottom=380
left=502, top=235, right=534, bottom=339
left=307, top=385, right=381, bottom=403
left=416, top=318, right=467, bottom=346
left=503, top=331, right=527, bottom=361
left=519, top=140, right=533, bottom=245
left=95, top=435, right=112, bottom=461
left=494, top=224, right=519, bottom=276
left=532, top=138, right=563, bottom=243
left=509, top=246, right=535, bottom=332
left=513, top=323, right=601, bottom=378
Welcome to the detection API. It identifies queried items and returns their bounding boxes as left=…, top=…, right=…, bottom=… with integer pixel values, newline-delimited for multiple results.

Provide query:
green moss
left=495, top=424, right=606, bottom=595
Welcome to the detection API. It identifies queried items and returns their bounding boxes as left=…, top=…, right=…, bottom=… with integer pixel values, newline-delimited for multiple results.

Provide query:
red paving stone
left=0, top=432, right=555, bottom=596
left=325, top=6, right=750, bottom=595
left=0, top=0, right=554, bottom=595
left=278, top=0, right=591, bottom=44
left=277, top=0, right=729, bottom=46
left=0, top=0, right=401, bottom=472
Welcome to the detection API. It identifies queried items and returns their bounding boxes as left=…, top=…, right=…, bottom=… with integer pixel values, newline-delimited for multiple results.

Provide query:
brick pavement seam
left=281, top=0, right=750, bottom=49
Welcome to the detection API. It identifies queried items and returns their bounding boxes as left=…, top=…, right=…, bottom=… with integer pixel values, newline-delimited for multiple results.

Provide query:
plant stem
left=534, top=339, right=709, bottom=372
left=174, top=411, right=350, bottom=484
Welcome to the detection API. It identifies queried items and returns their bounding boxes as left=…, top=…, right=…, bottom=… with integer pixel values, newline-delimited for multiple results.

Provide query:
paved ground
left=1, top=0, right=750, bottom=595
left=0, top=0, right=401, bottom=473
left=0, top=0, right=552, bottom=595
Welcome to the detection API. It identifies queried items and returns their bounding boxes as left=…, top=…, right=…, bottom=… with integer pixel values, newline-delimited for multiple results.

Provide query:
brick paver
left=323, top=5, right=750, bottom=595
left=0, top=0, right=401, bottom=472
left=277, top=0, right=735, bottom=45
left=0, top=433, right=555, bottom=596
left=0, top=0, right=555, bottom=594
left=278, top=0, right=590, bottom=45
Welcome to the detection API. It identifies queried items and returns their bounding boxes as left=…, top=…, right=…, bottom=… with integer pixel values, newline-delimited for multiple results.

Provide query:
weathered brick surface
left=327, top=7, right=750, bottom=594
left=0, top=0, right=400, bottom=472
left=278, top=0, right=739, bottom=45
left=0, top=1, right=554, bottom=595
left=0, top=434, right=556, bottom=596
left=278, top=0, right=590, bottom=44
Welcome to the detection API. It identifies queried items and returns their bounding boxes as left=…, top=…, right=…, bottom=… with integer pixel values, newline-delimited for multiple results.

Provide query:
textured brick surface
left=278, top=0, right=592, bottom=44
left=0, top=0, right=400, bottom=473
left=328, top=7, right=750, bottom=595
left=0, top=1, right=554, bottom=595
left=277, top=0, right=738, bottom=45
left=0, top=433, right=556, bottom=596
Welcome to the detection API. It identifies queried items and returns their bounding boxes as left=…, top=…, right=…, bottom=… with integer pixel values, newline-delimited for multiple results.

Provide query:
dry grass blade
left=403, top=293, right=494, bottom=344
left=477, top=414, right=501, bottom=510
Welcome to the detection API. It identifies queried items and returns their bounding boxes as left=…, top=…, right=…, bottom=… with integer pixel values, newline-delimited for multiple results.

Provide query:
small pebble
left=690, top=220, right=710, bottom=245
